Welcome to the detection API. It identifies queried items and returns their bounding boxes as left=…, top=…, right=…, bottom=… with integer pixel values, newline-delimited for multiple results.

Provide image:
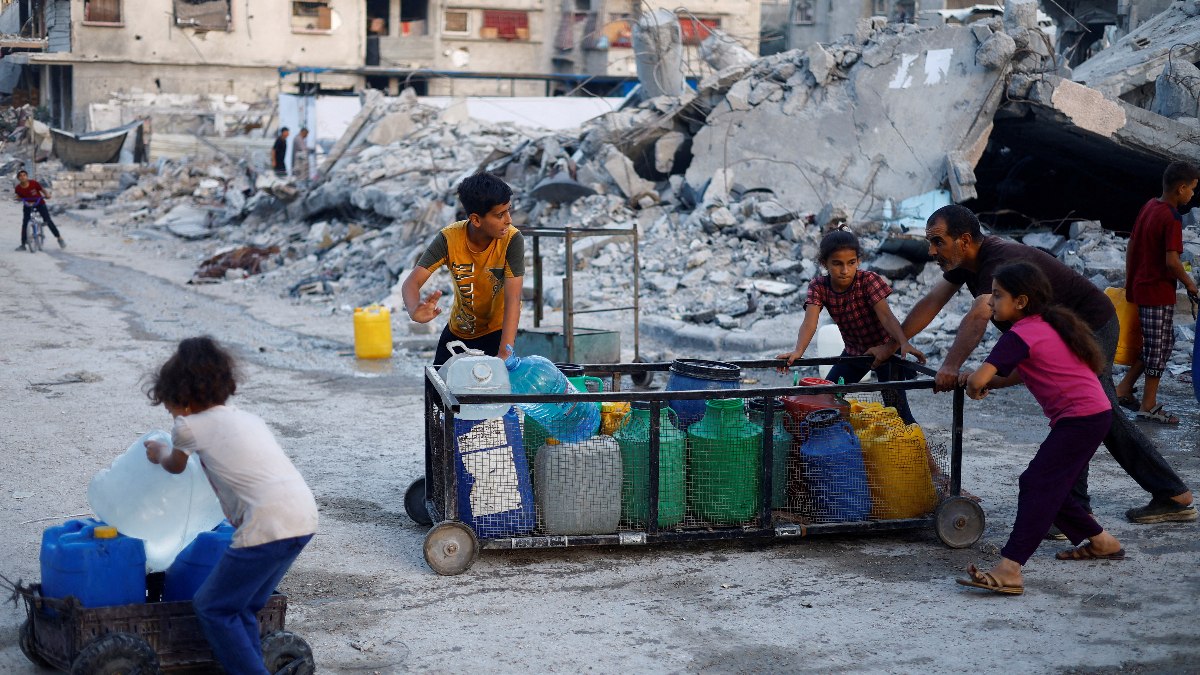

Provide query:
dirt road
left=2, top=199, right=1198, bottom=673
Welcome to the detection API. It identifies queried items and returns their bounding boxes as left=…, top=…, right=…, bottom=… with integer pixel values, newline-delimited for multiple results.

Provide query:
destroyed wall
left=685, top=21, right=1007, bottom=223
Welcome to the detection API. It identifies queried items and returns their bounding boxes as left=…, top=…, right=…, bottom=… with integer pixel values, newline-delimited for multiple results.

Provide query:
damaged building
left=23, top=0, right=1200, bottom=362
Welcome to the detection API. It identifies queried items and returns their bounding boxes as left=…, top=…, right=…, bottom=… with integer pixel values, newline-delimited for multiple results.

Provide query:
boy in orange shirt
left=401, top=172, right=524, bottom=364
left=1116, top=161, right=1200, bottom=427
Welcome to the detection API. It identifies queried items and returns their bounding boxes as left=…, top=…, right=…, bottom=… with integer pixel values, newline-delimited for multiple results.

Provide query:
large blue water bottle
left=797, top=408, right=871, bottom=522
left=504, top=353, right=600, bottom=443
left=40, top=519, right=147, bottom=608
left=162, top=522, right=236, bottom=602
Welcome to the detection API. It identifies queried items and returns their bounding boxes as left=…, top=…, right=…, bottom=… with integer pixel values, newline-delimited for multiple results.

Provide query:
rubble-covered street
left=3, top=1, right=1200, bottom=672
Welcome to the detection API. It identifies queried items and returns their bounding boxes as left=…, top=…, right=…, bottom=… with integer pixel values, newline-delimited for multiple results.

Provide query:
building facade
left=0, top=0, right=366, bottom=130
left=0, top=0, right=762, bottom=131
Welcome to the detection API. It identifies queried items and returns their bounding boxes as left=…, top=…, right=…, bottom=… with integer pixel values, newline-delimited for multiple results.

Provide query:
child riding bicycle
left=14, top=170, right=65, bottom=251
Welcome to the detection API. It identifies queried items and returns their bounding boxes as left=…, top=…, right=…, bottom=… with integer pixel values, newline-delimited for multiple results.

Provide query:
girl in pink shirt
left=958, top=262, right=1124, bottom=596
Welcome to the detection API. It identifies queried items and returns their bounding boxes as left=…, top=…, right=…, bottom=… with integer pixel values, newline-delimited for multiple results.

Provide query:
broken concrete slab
left=1071, top=3, right=1200, bottom=100
left=366, top=111, right=416, bottom=146
left=155, top=204, right=213, bottom=239
left=601, top=145, right=656, bottom=201
left=976, top=30, right=1016, bottom=70
left=687, top=24, right=1015, bottom=223
left=654, top=131, right=687, bottom=174
left=867, top=252, right=918, bottom=279
left=1151, top=58, right=1200, bottom=120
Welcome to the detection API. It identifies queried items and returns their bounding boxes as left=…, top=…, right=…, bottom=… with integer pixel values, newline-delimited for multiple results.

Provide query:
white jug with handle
left=439, top=341, right=512, bottom=420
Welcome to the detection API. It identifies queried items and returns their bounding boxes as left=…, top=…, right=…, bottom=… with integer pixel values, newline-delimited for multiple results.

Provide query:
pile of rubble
left=55, top=1, right=1200, bottom=360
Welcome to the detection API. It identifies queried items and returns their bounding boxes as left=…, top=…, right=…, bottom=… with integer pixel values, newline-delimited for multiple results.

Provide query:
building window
left=481, top=10, right=529, bottom=40
left=174, top=0, right=231, bottom=31
left=84, top=0, right=122, bottom=25
left=679, top=16, right=718, bottom=45
left=791, top=0, right=815, bottom=25
left=443, top=10, right=469, bottom=34
left=292, top=1, right=333, bottom=32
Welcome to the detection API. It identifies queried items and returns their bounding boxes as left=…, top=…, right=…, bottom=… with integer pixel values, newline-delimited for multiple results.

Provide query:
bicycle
left=20, top=198, right=46, bottom=253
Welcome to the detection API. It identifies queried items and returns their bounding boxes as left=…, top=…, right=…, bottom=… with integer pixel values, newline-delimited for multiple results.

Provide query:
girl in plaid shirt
left=777, top=228, right=925, bottom=421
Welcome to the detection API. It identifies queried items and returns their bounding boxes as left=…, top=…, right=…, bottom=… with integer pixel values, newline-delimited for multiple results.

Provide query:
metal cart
left=16, top=581, right=313, bottom=674
left=405, top=356, right=984, bottom=575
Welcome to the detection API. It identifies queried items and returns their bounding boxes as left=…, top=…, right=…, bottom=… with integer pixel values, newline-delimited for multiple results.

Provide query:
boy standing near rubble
left=1115, top=161, right=1200, bottom=426
left=401, top=172, right=524, bottom=364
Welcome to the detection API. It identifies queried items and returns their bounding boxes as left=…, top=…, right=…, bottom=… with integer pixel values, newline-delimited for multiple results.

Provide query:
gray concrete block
left=807, top=43, right=836, bottom=86
left=976, top=30, right=1015, bottom=70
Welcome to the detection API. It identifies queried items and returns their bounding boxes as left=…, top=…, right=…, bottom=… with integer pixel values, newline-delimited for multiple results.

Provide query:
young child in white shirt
left=145, top=336, right=318, bottom=674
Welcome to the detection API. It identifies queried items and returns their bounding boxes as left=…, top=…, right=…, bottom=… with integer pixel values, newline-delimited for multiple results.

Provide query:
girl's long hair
left=992, top=262, right=1104, bottom=374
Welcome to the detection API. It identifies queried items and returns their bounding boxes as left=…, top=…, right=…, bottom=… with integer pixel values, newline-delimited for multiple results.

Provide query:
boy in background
left=401, top=173, right=524, bottom=365
left=14, top=169, right=65, bottom=250
left=1116, top=161, right=1200, bottom=426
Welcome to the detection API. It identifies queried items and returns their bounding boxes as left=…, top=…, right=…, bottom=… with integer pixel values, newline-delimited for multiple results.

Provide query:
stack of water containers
left=504, top=352, right=620, bottom=536
left=40, top=431, right=231, bottom=608
left=442, top=342, right=536, bottom=538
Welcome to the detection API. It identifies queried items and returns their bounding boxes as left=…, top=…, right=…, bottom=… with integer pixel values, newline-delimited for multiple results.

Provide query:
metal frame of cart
left=407, top=357, right=984, bottom=575
left=521, top=225, right=641, bottom=365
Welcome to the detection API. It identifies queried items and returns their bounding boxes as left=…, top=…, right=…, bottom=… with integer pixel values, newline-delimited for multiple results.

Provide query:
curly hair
left=992, top=262, right=1104, bottom=374
left=146, top=336, right=238, bottom=409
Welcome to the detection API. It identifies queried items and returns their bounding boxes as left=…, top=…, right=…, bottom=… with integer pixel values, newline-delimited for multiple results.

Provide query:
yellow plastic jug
left=850, top=405, right=937, bottom=520
left=1104, top=287, right=1142, bottom=366
left=353, top=305, right=393, bottom=359
left=600, top=401, right=631, bottom=436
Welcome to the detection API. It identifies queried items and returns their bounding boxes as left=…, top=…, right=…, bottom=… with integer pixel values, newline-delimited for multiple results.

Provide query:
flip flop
left=1055, top=544, right=1126, bottom=561
left=955, top=564, right=1025, bottom=595
left=1116, top=394, right=1140, bottom=411
left=1136, top=405, right=1179, bottom=425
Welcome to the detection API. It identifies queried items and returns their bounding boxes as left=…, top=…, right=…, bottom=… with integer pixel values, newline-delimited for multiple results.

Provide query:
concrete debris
left=1151, top=58, right=1200, bottom=121
left=700, top=29, right=758, bottom=72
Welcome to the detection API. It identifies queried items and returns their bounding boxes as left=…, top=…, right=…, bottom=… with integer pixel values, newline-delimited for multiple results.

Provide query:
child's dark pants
left=1002, top=410, right=1111, bottom=565
left=193, top=534, right=312, bottom=675
left=825, top=351, right=916, bottom=424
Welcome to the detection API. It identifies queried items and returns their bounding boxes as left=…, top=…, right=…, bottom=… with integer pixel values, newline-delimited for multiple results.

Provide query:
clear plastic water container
left=87, top=430, right=226, bottom=572
left=504, top=353, right=599, bottom=443
left=439, top=341, right=511, bottom=420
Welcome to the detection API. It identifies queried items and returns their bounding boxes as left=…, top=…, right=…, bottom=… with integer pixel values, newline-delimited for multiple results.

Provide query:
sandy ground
left=1, top=196, right=1198, bottom=674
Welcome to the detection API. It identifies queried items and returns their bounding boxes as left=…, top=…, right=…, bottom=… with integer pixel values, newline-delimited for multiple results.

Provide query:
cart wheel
left=934, top=496, right=985, bottom=549
left=262, top=630, right=315, bottom=675
left=19, top=618, right=51, bottom=670
left=70, top=632, right=158, bottom=675
left=630, top=357, right=654, bottom=389
left=423, top=521, right=479, bottom=575
left=404, top=477, right=432, bottom=526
